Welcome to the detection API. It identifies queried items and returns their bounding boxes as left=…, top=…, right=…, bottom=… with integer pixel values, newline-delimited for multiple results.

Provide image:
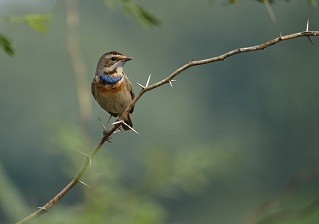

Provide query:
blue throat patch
left=100, top=74, right=123, bottom=85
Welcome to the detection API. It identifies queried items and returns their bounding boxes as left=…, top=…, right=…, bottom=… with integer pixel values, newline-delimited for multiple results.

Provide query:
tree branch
left=15, top=27, right=319, bottom=224
left=122, top=29, right=319, bottom=118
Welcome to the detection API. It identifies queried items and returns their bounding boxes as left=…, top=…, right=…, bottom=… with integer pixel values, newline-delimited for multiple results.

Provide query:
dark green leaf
left=104, top=0, right=160, bottom=27
left=0, top=33, right=14, bottom=56
left=134, top=4, right=161, bottom=26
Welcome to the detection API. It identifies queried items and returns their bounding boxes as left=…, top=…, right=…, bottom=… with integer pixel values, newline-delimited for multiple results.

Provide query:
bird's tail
left=122, top=114, right=133, bottom=131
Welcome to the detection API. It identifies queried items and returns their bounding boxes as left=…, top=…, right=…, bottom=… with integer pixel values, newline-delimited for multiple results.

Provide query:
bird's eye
left=110, top=57, right=116, bottom=61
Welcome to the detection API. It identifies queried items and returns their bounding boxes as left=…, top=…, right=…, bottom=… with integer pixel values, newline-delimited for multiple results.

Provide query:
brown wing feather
left=125, top=75, right=135, bottom=114
left=91, top=77, right=97, bottom=100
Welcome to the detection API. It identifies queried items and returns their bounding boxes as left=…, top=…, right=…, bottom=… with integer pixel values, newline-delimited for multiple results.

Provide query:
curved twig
left=15, top=27, right=319, bottom=224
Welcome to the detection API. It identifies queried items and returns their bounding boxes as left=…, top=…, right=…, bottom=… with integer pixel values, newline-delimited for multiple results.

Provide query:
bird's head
left=96, top=51, right=133, bottom=74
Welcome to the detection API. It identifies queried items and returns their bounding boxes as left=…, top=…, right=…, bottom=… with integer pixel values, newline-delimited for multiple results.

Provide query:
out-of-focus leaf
left=24, top=14, right=51, bottom=34
left=256, top=0, right=276, bottom=3
left=104, top=0, right=160, bottom=27
left=308, top=0, right=318, bottom=7
left=2, top=14, right=51, bottom=33
left=0, top=162, right=29, bottom=221
left=133, top=4, right=161, bottom=26
left=139, top=143, right=239, bottom=197
left=104, top=0, right=116, bottom=9
left=0, top=33, right=14, bottom=56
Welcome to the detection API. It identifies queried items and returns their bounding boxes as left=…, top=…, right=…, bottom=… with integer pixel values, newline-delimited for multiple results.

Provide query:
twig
left=121, top=29, right=319, bottom=120
left=15, top=125, right=118, bottom=224
left=15, top=25, right=319, bottom=224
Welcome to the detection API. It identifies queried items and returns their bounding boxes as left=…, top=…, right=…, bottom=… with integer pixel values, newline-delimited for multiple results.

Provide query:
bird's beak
left=112, top=56, right=133, bottom=69
left=123, top=56, right=133, bottom=62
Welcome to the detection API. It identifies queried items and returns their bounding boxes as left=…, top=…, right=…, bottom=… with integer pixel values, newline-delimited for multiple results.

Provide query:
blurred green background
left=1, top=0, right=319, bottom=223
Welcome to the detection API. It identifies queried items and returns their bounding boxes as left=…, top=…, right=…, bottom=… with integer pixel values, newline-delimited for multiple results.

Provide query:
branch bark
left=15, top=28, right=319, bottom=224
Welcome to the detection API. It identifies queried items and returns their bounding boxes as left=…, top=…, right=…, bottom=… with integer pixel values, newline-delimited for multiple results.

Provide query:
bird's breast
left=92, top=77, right=132, bottom=115
left=95, top=78, right=125, bottom=95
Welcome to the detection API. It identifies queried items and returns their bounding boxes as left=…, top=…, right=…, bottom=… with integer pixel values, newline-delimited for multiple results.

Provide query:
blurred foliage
left=1, top=14, right=51, bottom=34
left=1, top=0, right=318, bottom=56
left=230, top=0, right=317, bottom=22
left=244, top=171, right=319, bottom=224
left=0, top=14, right=50, bottom=56
left=139, top=145, right=237, bottom=197
left=230, top=0, right=318, bottom=7
left=104, top=0, right=161, bottom=27
left=0, top=163, right=29, bottom=221
left=254, top=0, right=317, bottom=5
left=308, top=0, right=318, bottom=7
left=229, top=0, right=318, bottom=7
left=0, top=0, right=160, bottom=56
left=0, top=33, right=14, bottom=56
left=12, top=123, right=237, bottom=224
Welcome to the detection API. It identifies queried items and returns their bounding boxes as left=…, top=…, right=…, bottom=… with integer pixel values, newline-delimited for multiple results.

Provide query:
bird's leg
left=106, top=114, right=112, bottom=127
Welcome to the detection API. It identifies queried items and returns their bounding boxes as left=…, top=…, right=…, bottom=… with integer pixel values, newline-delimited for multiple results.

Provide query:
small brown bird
left=91, top=51, right=134, bottom=130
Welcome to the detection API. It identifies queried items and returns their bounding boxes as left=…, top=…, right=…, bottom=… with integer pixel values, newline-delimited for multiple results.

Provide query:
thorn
left=79, top=180, right=92, bottom=189
left=106, top=115, right=112, bottom=126
left=121, top=120, right=139, bottom=135
left=137, top=74, right=152, bottom=89
left=279, top=32, right=283, bottom=38
left=168, top=79, right=177, bottom=87
left=304, top=20, right=314, bottom=45
left=73, top=150, right=92, bottom=166
left=137, top=82, right=145, bottom=89
left=113, top=120, right=139, bottom=135
left=307, top=36, right=314, bottom=45
left=145, top=74, right=151, bottom=87
left=124, top=123, right=139, bottom=135
left=76, top=150, right=90, bottom=157
left=98, top=117, right=107, bottom=132
left=112, top=120, right=123, bottom=125
left=38, top=206, right=47, bottom=212
left=112, top=120, right=124, bottom=133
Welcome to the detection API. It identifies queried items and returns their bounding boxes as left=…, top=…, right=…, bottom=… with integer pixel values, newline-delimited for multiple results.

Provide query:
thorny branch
left=15, top=26, right=319, bottom=224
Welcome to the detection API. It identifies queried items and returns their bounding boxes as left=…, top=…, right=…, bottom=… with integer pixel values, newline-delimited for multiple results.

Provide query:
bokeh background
left=1, top=0, right=319, bottom=223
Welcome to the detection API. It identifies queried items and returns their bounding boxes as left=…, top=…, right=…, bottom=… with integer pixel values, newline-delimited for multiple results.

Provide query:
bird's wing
left=91, top=76, right=97, bottom=100
left=125, top=75, right=135, bottom=113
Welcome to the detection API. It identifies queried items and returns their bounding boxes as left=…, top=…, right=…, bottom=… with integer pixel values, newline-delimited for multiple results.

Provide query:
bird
left=91, top=51, right=135, bottom=131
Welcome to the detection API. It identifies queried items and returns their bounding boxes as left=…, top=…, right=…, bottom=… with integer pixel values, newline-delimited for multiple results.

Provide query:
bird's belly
left=94, top=81, right=132, bottom=116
